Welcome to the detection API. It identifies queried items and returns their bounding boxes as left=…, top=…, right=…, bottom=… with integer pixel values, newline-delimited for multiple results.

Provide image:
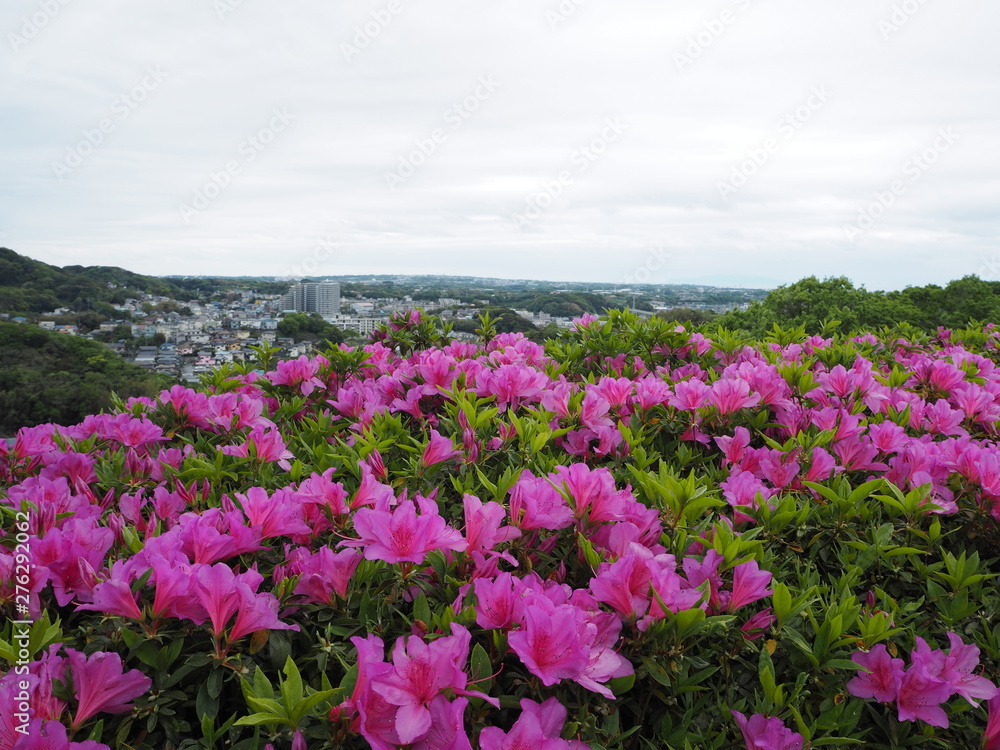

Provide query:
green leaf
left=469, top=643, right=494, bottom=696
left=249, top=668, right=270, bottom=700
left=290, top=688, right=344, bottom=725
left=811, top=738, right=866, bottom=746
left=245, top=695, right=286, bottom=718
left=413, top=594, right=432, bottom=627
left=823, top=659, right=865, bottom=671
left=607, top=671, right=635, bottom=696
left=281, top=656, right=304, bottom=711
left=234, top=713, right=287, bottom=727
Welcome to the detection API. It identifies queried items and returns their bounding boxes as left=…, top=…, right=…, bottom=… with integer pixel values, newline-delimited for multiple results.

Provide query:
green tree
left=0, top=322, right=173, bottom=435
left=277, top=313, right=345, bottom=346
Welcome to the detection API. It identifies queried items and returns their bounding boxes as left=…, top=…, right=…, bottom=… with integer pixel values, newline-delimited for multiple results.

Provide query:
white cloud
left=1, top=0, right=997, bottom=291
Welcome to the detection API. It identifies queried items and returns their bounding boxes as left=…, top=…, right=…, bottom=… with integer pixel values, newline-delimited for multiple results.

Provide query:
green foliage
left=0, top=247, right=184, bottom=314
left=276, top=313, right=345, bottom=346
left=0, top=321, right=172, bottom=434
left=657, top=307, right=720, bottom=325
left=716, top=274, right=1000, bottom=336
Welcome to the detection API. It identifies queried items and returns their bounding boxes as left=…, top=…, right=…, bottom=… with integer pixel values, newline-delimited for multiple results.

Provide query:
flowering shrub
left=2, top=311, right=1000, bottom=749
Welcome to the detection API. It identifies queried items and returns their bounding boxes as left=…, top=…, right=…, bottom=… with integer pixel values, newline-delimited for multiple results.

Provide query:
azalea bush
left=2, top=310, right=1000, bottom=749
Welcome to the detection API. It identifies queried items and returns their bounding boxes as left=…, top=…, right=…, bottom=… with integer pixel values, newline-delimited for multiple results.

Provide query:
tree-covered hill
left=0, top=322, right=173, bottom=435
left=0, top=247, right=185, bottom=314
left=716, top=275, right=1000, bottom=336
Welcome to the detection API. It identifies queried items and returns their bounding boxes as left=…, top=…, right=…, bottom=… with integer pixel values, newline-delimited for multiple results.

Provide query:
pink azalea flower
left=370, top=624, right=488, bottom=745
left=740, top=608, right=776, bottom=641
left=480, top=698, right=587, bottom=750
left=508, top=470, right=574, bottom=532
left=895, top=661, right=953, bottom=727
left=420, top=429, right=462, bottom=468
left=803, top=447, right=839, bottom=483
left=32, top=519, right=115, bottom=607
left=478, top=364, right=550, bottom=411
left=590, top=544, right=654, bottom=620
left=11, top=717, right=110, bottom=749
left=158, top=384, right=213, bottom=429
left=579, top=392, right=614, bottom=431
left=668, top=378, right=712, bottom=411
left=540, top=381, right=575, bottom=419
left=757, top=451, right=800, bottom=489
left=634, top=377, right=673, bottom=410
left=463, top=494, right=520, bottom=566
left=709, top=378, right=761, bottom=415
left=285, top=546, right=361, bottom=604
left=731, top=710, right=804, bottom=750
left=207, top=392, right=275, bottom=432
left=644, top=554, right=705, bottom=625
left=65, top=649, right=152, bottom=729
left=727, top=560, right=773, bottom=612
left=410, top=696, right=472, bottom=750
left=76, top=567, right=143, bottom=621
left=191, top=563, right=297, bottom=642
left=333, top=634, right=389, bottom=725
left=912, top=633, right=999, bottom=707
left=473, top=572, right=524, bottom=630
left=595, top=376, right=634, bottom=411
left=868, top=420, right=908, bottom=454
left=508, top=603, right=590, bottom=687
left=233, top=487, right=311, bottom=539
left=149, top=557, right=209, bottom=623
left=715, top=426, right=752, bottom=466
left=268, top=355, right=323, bottom=396
left=985, top=693, right=1000, bottom=750
left=846, top=644, right=905, bottom=703
left=574, top=607, right=634, bottom=698
left=219, top=428, right=294, bottom=471
left=720, top=470, right=775, bottom=521
left=344, top=496, right=467, bottom=564
left=101, top=413, right=166, bottom=450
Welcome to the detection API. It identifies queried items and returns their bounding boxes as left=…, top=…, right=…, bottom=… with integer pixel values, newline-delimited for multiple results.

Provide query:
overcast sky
left=1, top=0, right=997, bottom=290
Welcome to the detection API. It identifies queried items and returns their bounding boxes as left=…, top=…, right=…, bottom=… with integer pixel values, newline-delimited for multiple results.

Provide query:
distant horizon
left=8, top=245, right=1000, bottom=296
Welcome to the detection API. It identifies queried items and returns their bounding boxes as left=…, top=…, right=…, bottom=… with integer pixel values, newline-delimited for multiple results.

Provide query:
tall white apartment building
left=281, top=281, right=341, bottom=315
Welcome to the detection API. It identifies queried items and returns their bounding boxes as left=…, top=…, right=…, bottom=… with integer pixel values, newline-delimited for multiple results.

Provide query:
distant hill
left=0, top=247, right=187, bottom=315
left=0, top=321, right=172, bottom=436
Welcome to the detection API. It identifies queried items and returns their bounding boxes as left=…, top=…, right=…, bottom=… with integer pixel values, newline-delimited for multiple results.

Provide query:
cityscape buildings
left=281, top=281, right=341, bottom=315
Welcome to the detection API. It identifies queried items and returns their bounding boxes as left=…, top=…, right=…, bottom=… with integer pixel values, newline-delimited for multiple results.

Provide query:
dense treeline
left=0, top=248, right=296, bottom=316
left=0, top=247, right=184, bottom=314
left=499, top=291, right=609, bottom=317
left=0, top=322, right=173, bottom=435
left=276, top=312, right=346, bottom=345
left=716, top=275, right=1000, bottom=335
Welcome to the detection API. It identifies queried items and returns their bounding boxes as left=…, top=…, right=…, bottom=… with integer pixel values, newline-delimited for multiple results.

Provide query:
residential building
left=281, top=281, right=341, bottom=315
